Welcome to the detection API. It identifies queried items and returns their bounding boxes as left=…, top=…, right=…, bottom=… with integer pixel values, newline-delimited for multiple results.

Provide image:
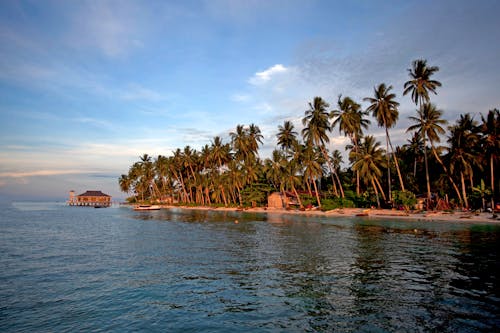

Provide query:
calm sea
left=1, top=202, right=499, bottom=332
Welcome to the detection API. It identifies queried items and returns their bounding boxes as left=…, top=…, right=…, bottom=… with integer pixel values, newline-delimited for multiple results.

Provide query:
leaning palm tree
left=350, top=136, right=387, bottom=208
left=408, top=103, right=463, bottom=205
left=331, top=95, right=370, bottom=196
left=403, top=59, right=442, bottom=202
left=364, top=83, right=405, bottom=200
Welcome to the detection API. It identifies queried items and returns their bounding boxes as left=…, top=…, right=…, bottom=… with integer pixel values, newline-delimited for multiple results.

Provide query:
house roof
left=77, top=190, right=111, bottom=197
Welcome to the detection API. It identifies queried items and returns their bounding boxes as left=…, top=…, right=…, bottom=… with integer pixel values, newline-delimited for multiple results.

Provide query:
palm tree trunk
left=422, top=129, right=432, bottom=203
left=461, top=171, right=468, bottom=209
left=490, top=155, right=495, bottom=213
left=429, top=143, right=463, bottom=206
left=386, top=132, right=392, bottom=201
left=372, top=178, right=380, bottom=208
left=386, top=128, right=406, bottom=192
left=292, top=185, right=304, bottom=209
left=374, top=177, right=387, bottom=201
left=321, top=147, right=343, bottom=198
left=311, top=176, right=321, bottom=208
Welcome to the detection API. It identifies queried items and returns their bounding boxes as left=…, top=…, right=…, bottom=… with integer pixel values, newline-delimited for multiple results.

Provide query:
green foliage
left=241, top=183, right=272, bottom=207
left=344, top=190, right=372, bottom=208
left=320, top=197, right=356, bottom=211
left=393, top=190, right=417, bottom=211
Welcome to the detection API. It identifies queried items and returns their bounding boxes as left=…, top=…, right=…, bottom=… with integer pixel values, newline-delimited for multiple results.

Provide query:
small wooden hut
left=268, top=192, right=285, bottom=209
left=68, top=190, right=112, bottom=207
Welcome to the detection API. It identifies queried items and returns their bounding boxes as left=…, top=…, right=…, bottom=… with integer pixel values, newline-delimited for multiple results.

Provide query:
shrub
left=393, top=190, right=417, bottom=211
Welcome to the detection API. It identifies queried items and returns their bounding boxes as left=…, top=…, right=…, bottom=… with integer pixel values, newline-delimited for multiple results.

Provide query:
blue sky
left=1, top=0, right=499, bottom=201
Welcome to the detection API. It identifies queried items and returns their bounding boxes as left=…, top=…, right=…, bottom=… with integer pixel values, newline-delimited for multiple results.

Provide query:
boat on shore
left=133, top=205, right=161, bottom=211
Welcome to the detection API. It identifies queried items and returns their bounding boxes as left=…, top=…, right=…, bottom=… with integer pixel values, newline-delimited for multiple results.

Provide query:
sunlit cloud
left=0, top=169, right=97, bottom=178
left=249, top=64, right=288, bottom=85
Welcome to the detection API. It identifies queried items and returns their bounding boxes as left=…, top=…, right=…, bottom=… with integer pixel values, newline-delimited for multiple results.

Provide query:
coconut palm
left=331, top=95, right=370, bottom=196
left=276, top=120, right=298, bottom=156
left=480, top=108, right=500, bottom=211
left=408, top=103, right=463, bottom=205
left=301, top=96, right=342, bottom=199
left=403, top=59, right=442, bottom=106
left=448, top=114, right=480, bottom=208
left=364, top=83, right=405, bottom=200
left=350, top=136, right=387, bottom=208
left=301, top=144, right=324, bottom=208
left=403, top=59, right=442, bottom=202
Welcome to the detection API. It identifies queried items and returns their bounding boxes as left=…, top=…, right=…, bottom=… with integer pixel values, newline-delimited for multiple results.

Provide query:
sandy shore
left=147, top=204, right=500, bottom=224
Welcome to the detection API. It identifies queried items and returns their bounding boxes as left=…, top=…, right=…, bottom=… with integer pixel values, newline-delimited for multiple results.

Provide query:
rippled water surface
left=1, top=202, right=499, bottom=332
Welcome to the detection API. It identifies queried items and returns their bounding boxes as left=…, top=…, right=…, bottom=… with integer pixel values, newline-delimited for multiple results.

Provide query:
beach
left=149, top=204, right=500, bottom=224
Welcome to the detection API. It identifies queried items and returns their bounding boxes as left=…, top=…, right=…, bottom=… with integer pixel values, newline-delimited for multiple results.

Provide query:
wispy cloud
left=121, top=84, right=166, bottom=101
left=66, top=1, right=146, bottom=58
left=0, top=169, right=97, bottom=178
left=249, top=64, right=288, bottom=85
left=231, top=94, right=251, bottom=102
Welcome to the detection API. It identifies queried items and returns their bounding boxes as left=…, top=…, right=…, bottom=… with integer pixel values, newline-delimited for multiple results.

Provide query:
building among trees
left=68, top=190, right=112, bottom=207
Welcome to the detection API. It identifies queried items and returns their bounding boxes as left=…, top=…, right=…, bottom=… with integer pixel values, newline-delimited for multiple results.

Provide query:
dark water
left=1, top=202, right=499, bottom=332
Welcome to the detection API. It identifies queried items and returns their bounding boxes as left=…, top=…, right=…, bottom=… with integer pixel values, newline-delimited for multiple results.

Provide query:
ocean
left=1, top=202, right=499, bottom=332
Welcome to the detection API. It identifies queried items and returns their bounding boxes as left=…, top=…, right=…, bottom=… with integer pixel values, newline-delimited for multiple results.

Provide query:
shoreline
left=131, top=204, right=500, bottom=224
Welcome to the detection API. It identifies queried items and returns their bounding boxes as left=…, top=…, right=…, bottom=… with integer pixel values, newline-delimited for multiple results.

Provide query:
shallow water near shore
left=1, top=202, right=499, bottom=332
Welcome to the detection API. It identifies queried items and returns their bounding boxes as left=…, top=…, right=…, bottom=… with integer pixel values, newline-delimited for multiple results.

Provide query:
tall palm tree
left=408, top=103, right=463, bottom=205
left=301, top=96, right=341, bottom=200
left=364, top=83, right=405, bottom=200
left=480, top=108, right=500, bottom=211
left=403, top=59, right=441, bottom=202
left=276, top=120, right=298, bottom=157
left=331, top=95, right=370, bottom=196
left=350, top=136, right=387, bottom=208
left=403, top=59, right=442, bottom=106
left=248, top=123, right=264, bottom=157
left=403, top=59, right=442, bottom=202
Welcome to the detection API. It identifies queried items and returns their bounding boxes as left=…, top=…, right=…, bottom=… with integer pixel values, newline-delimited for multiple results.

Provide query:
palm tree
left=403, top=59, right=442, bottom=106
left=350, top=136, right=387, bottom=208
left=408, top=103, right=463, bottom=205
left=301, top=144, right=324, bottom=207
left=301, top=96, right=340, bottom=200
left=403, top=132, right=424, bottom=177
left=276, top=120, right=298, bottom=157
left=364, top=83, right=405, bottom=201
left=448, top=114, right=480, bottom=208
left=403, top=59, right=442, bottom=202
left=331, top=95, right=370, bottom=196
left=480, top=108, right=500, bottom=212
left=248, top=123, right=264, bottom=157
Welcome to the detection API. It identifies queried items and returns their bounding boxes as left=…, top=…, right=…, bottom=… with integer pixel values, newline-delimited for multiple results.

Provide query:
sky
left=0, top=0, right=499, bottom=201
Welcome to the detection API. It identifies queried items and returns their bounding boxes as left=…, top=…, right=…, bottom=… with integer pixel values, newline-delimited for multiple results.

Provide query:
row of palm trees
left=119, top=59, right=499, bottom=211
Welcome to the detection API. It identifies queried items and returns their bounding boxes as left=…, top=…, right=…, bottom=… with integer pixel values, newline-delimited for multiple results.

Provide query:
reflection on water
left=1, top=204, right=499, bottom=332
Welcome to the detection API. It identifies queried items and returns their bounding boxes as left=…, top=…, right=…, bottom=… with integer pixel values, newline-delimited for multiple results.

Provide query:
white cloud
left=249, top=64, right=288, bottom=85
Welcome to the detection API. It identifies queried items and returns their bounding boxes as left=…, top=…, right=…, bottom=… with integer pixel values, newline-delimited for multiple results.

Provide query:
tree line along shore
left=119, top=59, right=499, bottom=214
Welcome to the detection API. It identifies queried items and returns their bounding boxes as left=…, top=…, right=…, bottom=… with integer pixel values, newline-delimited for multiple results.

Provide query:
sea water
left=0, top=202, right=499, bottom=332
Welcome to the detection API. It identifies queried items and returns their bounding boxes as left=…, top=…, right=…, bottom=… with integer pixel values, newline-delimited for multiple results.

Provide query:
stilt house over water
left=68, top=190, right=112, bottom=207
